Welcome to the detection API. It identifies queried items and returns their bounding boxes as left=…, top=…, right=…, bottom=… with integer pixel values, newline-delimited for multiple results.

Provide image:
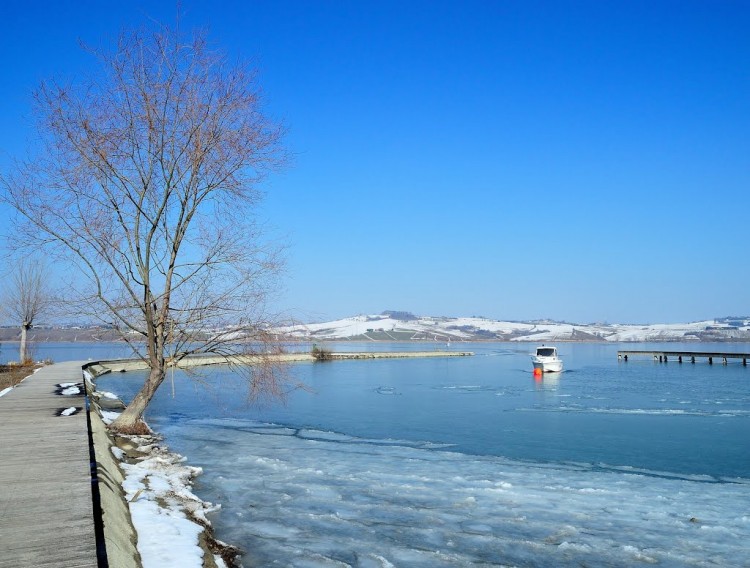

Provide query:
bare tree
left=1, top=260, right=50, bottom=364
left=1, top=23, right=288, bottom=433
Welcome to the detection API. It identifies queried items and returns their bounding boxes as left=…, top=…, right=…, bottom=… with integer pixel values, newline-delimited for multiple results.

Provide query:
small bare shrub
left=311, top=344, right=334, bottom=362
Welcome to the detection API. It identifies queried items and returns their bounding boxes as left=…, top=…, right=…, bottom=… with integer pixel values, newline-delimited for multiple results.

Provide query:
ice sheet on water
left=434, top=384, right=493, bottom=391
left=518, top=406, right=750, bottom=417
left=296, top=429, right=438, bottom=449
left=598, top=464, right=719, bottom=482
left=163, top=418, right=750, bottom=568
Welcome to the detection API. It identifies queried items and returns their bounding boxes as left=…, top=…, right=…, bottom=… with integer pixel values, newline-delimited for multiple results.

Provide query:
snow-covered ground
left=277, top=313, right=750, bottom=342
left=99, top=409, right=231, bottom=568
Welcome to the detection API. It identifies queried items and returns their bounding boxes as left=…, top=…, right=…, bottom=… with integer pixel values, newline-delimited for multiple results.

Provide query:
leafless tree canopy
left=1, top=23, right=287, bottom=431
left=1, top=260, right=50, bottom=363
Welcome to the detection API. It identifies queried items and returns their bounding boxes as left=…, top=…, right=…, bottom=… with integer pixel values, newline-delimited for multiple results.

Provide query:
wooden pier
left=618, top=350, right=750, bottom=366
left=0, top=361, right=100, bottom=567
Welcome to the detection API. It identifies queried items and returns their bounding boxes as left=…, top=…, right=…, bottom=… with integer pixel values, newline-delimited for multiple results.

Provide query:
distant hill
left=278, top=313, right=750, bottom=342
left=0, top=326, right=122, bottom=342
left=3, top=314, right=750, bottom=344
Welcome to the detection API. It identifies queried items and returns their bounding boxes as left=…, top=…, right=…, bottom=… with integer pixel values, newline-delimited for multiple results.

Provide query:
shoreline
left=86, top=365, right=240, bottom=568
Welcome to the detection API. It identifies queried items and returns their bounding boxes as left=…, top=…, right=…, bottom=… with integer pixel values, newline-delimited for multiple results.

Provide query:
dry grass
left=0, top=364, right=41, bottom=390
left=109, top=419, right=152, bottom=436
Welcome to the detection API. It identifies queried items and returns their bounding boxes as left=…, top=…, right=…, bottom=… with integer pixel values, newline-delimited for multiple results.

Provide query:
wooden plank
left=0, top=361, right=98, bottom=568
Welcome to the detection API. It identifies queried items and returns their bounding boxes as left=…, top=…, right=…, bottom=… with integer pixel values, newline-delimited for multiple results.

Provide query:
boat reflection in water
left=533, top=369, right=560, bottom=390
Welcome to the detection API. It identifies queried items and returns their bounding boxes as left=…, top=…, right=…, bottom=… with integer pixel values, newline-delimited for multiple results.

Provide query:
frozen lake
left=99, top=342, right=750, bottom=566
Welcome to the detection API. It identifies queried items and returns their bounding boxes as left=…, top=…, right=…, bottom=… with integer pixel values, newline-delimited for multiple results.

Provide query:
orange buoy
left=533, top=367, right=543, bottom=377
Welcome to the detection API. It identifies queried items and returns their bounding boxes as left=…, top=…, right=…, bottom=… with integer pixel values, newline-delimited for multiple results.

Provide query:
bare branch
left=0, top=21, right=287, bottom=432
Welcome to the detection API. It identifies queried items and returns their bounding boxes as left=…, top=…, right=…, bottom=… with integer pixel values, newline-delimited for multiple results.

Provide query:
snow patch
left=112, top=431, right=226, bottom=568
left=278, top=314, right=746, bottom=342
left=100, top=410, right=121, bottom=424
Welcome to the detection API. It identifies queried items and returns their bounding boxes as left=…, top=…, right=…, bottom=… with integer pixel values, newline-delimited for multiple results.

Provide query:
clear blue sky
left=1, top=1, right=748, bottom=324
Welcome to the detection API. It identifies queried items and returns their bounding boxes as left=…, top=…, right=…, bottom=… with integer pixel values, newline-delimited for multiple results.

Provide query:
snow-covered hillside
left=277, top=313, right=750, bottom=342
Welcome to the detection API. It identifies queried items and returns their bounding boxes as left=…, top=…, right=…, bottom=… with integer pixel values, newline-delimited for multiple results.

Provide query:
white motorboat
left=531, top=345, right=563, bottom=373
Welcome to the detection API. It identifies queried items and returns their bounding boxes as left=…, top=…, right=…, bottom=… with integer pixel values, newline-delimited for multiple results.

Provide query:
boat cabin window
left=536, top=348, right=556, bottom=357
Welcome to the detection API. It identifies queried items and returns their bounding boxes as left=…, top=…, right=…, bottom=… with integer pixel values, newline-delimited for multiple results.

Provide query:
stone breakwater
left=87, top=350, right=473, bottom=373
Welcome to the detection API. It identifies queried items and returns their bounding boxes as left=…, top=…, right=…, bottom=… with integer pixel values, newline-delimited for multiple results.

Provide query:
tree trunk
left=19, top=324, right=29, bottom=364
left=110, top=365, right=166, bottom=433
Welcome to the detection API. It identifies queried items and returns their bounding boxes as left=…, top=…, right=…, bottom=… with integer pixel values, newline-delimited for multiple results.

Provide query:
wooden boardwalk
left=0, top=361, right=99, bottom=567
left=618, top=350, right=750, bottom=365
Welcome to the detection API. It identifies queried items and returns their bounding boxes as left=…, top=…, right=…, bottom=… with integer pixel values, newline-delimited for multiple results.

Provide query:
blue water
left=98, top=342, right=750, bottom=566
left=0, top=340, right=136, bottom=364
left=104, top=342, right=750, bottom=479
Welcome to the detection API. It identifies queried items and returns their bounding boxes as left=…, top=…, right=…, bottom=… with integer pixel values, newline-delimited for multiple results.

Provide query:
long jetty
left=618, top=350, right=750, bottom=365
left=91, top=350, right=474, bottom=373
